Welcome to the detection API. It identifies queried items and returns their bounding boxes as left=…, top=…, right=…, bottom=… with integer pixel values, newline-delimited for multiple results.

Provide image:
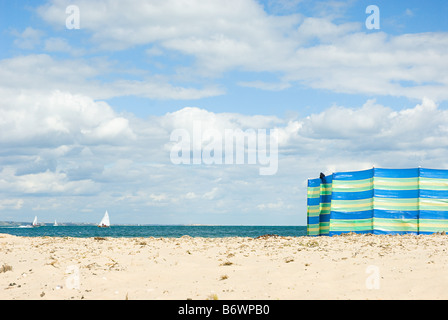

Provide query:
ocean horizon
left=0, top=225, right=307, bottom=238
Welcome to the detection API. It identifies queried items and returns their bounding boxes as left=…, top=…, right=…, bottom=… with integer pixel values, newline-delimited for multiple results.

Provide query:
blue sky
left=0, top=0, right=448, bottom=225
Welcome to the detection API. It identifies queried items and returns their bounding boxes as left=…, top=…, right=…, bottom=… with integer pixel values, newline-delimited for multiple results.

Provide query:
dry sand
left=1, top=233, right=448, bottom=300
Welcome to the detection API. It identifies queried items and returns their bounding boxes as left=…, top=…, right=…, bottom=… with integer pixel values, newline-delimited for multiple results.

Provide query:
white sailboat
left=98, top=210, right=110, bottom=228
left=53, top=220, right=58, bottom=226
left=32, top=216, right=40, bottom=228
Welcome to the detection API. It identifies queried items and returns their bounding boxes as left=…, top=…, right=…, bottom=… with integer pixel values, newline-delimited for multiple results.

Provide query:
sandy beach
left=1, top=233, right=448, bottom=300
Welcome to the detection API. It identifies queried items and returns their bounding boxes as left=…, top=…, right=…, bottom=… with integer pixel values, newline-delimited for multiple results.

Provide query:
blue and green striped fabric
left=307, top=175, right=333, bottom=236
left=373, top=168, right=419, bottom=234
left=307, top=178, right=321, bottom=236
left=319, top=175, right=332, bottom=236
left=419, top=168, right=448, bottom=234
left=307, top=167, right=448, bottom=235
left=329, top=169, right=374, bottom=236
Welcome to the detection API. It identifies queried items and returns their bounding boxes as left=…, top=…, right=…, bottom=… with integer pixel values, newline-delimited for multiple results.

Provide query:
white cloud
left=405, top=8, right=414, bottom=17
left=202, top=187, right=219, bottom=200
left=44, top=37, right=71, bottom=51
left=0, top=199, right=24, bottom=210
left=38, top=0, right=289, bottom=49
left=0, top=54, right=224, bottom=101
left=286, top=31, right=448, bottom=100
left=257, top=200, right=284, bottom=210
left=302, top=99, right=391, bottom=139
left=286, top=97, right=448, bottom=174
left=37, top=0, right=301, bottom=74
left=184, top=192, right=197, bottom=200
left=44, top=37, right=86, bottom=56
left=12, top=27, right=43, bottom=50
left=0, top=89, right=135, bottom=147
left=34, top=0, right=448, bottom=100
left=84, top=117, right=136, bottom=143
left=159, top=106, right=281, bottom=134
left=238, top=81, right=291, bottom=91
left=296, top=17, right=360, bottom=42
left=0, top=54, right=100, bottom=97
left=150, top=193, right=168, bottom=202
left=0, top=168, right=97, bottom=195
left=1, top=85, right=448, bottom=224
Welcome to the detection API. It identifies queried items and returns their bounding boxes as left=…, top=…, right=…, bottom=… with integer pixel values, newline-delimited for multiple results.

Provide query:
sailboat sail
left=98, top=211, right=110, bottom=227
left=32, top=216, right=38, bottom=227
left=54, top=220, right=58, bottom=226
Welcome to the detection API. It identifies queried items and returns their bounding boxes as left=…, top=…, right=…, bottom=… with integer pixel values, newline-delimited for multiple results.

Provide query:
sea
left=0, top=225, right=307, bottom=238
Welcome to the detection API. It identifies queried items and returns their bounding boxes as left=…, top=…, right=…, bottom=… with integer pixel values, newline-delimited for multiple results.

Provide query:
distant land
left=0, top=221, right=97, bottom=227
left=0, top=221, right=219, bottom=227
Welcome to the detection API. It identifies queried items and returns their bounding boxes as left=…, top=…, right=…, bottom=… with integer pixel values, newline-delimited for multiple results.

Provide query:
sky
left=0, top=0, right=448, bottom=225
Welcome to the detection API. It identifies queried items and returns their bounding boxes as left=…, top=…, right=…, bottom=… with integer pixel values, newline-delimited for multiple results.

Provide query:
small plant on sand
left=220, top=274, right=229, bottom=280
left=0, top=264, right=12, bottom=273
left=220, top=261, right=233, bottom=266
left=306, top=240, right=319, bottom=248
left=207, top=293, right=219, bottom=300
